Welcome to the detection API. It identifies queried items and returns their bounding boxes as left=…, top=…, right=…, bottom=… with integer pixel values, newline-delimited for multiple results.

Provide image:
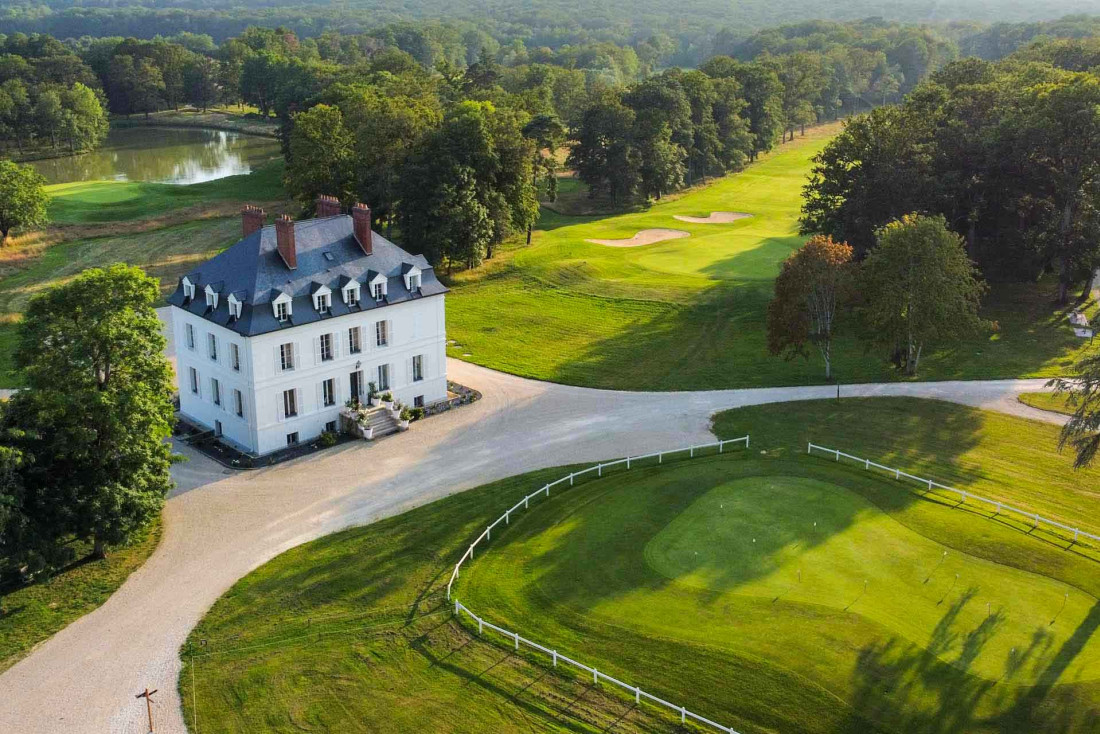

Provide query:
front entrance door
left=350, top=370, right=362, bottom=402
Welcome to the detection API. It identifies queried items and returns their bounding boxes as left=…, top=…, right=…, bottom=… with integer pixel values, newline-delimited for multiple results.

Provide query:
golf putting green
left=456, top=458, right=1100, bottom=728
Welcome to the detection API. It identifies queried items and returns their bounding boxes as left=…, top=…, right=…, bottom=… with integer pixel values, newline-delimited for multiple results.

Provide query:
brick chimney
left=275, top=214, right=297, bottom=270
left=241, top=205, right=265, bottom=238
left=316, top=194, right=340, bottom=218
left=352, top=203, right=372, bottom=255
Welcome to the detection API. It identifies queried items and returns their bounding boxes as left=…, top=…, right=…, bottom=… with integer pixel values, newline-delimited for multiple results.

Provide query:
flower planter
left=390, top=407, right=402, bottom=420
left=382, top=400, right=394, bottom=411
left=361, top=424, right=375, bottom=440
left=369, top=396, right=381, bottom=407
left=397, top=419, right=410, bottom=431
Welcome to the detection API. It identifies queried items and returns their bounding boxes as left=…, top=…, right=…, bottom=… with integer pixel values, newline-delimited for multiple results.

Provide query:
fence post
left=593, top=668, right=598, bottom=684
left=487, top=527, right=490, bottom=540
left=635, top=686, right=640, bottom=703
left=865, top=458, right=869, bottom=470
left=478, top=618, right=483, bottom=635
left=627, top=457, right=631, bottom=469
left=570, top=473, right=574, bottom=486
left=835, top=449, right=840, bottom=462
left=553, top=650, right=558, bottom=667
left=807, top=442, right=811, bottom=454
left=454, top=600, right=459, bottom=614
left=514, top=632, right=519, bottom=650
left=690, top=446, right=694, bottom=458
left=506, top=510, right=510, bottom=525
left=1075, top=528, right=1080, bottom=543
left=598, top=463, right=602, bottom=477
left=747, top=435, right=750, bottom=448
left=525, top=496, right=529, bottom=509
left=895, top=468, right=900, bottom=480
left=719, top=440, right=724, bottom=453
left=659, top=452, right=663, bottom=464
left=995, top=502, right=1001, bottom=516
left=681, top=707, right=686, bottom=723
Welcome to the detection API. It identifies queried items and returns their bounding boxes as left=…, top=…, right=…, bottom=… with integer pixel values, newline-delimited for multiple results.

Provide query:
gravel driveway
left=0, top=344, right=1061, bottom=732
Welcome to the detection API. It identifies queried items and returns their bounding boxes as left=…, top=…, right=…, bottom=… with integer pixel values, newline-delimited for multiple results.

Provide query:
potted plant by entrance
left=368, top=381, right=380, bottom=407
left=380, top=391, right=394, bottom=410
left=390, top=400, right=403, bottom=420
left=357, top=414, right=375, bottom=440
left=398, top=406, right=411, bottom=431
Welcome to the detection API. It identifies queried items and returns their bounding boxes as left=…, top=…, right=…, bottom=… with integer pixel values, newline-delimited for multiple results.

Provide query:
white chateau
left=168, top=196, right=448, bottom=456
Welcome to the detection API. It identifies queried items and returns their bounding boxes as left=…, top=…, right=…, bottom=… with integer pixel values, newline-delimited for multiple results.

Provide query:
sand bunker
left=673, top=211, right=752, bottom=224
left=586, top=229, right=690, bottom=247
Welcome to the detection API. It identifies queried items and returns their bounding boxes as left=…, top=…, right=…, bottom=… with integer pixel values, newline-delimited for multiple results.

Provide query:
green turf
left=446, top=126, right=1098, bottom=390
left=1018, top=392, right=1077, bottom=416
left=181, top=398, right=1100, bottom=734
left=0, top=216, right=245, bottom=386
left=0, top=517, right=161, bottom=674
left=45, top=160, right=285, bottom=224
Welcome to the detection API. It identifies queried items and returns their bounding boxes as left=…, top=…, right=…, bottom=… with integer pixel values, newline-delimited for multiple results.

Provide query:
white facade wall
left=173, top=295, right=447, bottom=456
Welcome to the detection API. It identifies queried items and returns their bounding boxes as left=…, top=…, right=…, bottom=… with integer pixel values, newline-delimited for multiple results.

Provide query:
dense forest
left=802, top=38, right=1100, bottom=303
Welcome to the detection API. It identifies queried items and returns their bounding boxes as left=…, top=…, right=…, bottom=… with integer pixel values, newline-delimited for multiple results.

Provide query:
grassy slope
left=0, top=162, right=287, bottom=386
left=182, top=398, right=1100, bottom=734
left=446, top=126, right=1096, bottom=390
left=0, top=517, right=161, bottom=673
left=46, top=160, right=284, bottom=224
left=1018, top=392, right=1077, bottom=416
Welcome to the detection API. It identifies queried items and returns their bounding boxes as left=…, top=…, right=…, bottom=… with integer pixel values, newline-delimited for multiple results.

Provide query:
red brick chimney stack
left=316, top=195, right=341, bottom=218
left=275, top=214, right=297, bottom=270
left=241, top=205, right=265, bottom=238
left=352, top=203, right=372, bottom=255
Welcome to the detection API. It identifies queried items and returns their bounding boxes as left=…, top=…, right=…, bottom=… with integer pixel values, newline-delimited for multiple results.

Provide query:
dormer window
left=228, top=295, right=242, bottom=320
left=204, top=284, right=220, bottom=310
left=403, top=266, right=422, bottom=293
left=344, top=284, right=360, bottom=307
left=372, top=282, right=384, bottom=301
left=272, top=292, right=292, bottom=323
left=317, top=293, right=330, bottom=314
left=182, top=277, right=196, bottom=301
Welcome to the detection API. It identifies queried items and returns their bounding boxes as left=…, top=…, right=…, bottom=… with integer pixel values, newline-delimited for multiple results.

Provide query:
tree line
left=0, top=34, right=108, bottom=155
left=801, top=40, right=1100, bottom=304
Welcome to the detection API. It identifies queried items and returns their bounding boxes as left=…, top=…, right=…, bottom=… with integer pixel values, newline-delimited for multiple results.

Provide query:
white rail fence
left=806, top=442, right=1100, bottom=545
left=454, top=600, right=741, bottom=734
left=446, top=435, right=750, bottom=734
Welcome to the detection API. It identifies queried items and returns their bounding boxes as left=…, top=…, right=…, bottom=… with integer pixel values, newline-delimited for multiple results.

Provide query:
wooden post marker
left=135, top=688, right=157, bottom=732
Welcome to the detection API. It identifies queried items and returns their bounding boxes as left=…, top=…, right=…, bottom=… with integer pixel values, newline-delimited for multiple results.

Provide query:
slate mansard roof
left=167, top=215, right=447, bottom=337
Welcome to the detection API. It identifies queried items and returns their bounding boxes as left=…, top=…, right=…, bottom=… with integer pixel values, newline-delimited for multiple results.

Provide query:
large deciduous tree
left=284, top=103, right=356, bottom=211
left=0, top=160, right=48, bottom=243
left=9, top=264, right=176, bottom=558
left=766, top=235, right=853, bottom=379
left=858, top=214, right=989, bottom=375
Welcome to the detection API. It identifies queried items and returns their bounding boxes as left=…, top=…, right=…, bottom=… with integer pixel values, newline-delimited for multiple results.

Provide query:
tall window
left=280, top=343, right=294, bottom=371
left=208, top=333, right=218, bottom=361
left=375, top=320, right=389, bottom=347
left=346, top=287, right=359, bottom=307
left=317, top=293, right=331, bottom=314
left=322, top=378, right=336, bottom=407
left=348, top=326, right=361, bottom=354
left=283, top=389, right=298, bottom=418
left=276, top=301, right=289, bottom=322
left=189, top=367, right=199, bottom=394
left=211, top=378, right=221, bottom=406
left=186, top=323, right=195, bottom=350
left=412, top=354, right=424, bottom=382
left=234, top=389, right=244, bottom=418
left=377, top=363, right=390, bottom=391
left=320, top=333, right=333, bottom=362
left=230, top=343, right=240, bottom=371
left=409, top=273, right=421, bottom=291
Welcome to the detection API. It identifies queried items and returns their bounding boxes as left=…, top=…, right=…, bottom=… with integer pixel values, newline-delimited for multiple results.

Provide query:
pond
left=29, top=126, right=283, bottom=185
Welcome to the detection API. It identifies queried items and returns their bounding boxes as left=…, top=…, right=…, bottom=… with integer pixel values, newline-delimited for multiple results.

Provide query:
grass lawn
left=46, top=160, right=285, bottom=224
left=0, top=216, right=249, bottom=385
left=181, top=398, right=1100, bottom=734
left=446, top=125, right=1098, bottom=390
left=1019, top=392, right=1077, bottom=416
left=0, top=517, right=161, bottom=674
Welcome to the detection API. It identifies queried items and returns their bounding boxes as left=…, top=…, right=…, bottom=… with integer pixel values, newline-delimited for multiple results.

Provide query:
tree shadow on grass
left=847, top=597, right=1100, bottom=734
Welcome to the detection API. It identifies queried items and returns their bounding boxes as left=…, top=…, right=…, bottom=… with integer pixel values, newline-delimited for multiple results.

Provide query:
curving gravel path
left=0, top=313, right=1063, bottom=733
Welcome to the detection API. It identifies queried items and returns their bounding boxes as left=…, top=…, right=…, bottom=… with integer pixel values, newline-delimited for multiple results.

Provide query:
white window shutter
left=277, top=391, right=285, bottom=421
left=313, top=337, right=321, bottom=365
left=333, top=332, right=341, bottom=359
left=294, top=342, right=301, bottom=369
